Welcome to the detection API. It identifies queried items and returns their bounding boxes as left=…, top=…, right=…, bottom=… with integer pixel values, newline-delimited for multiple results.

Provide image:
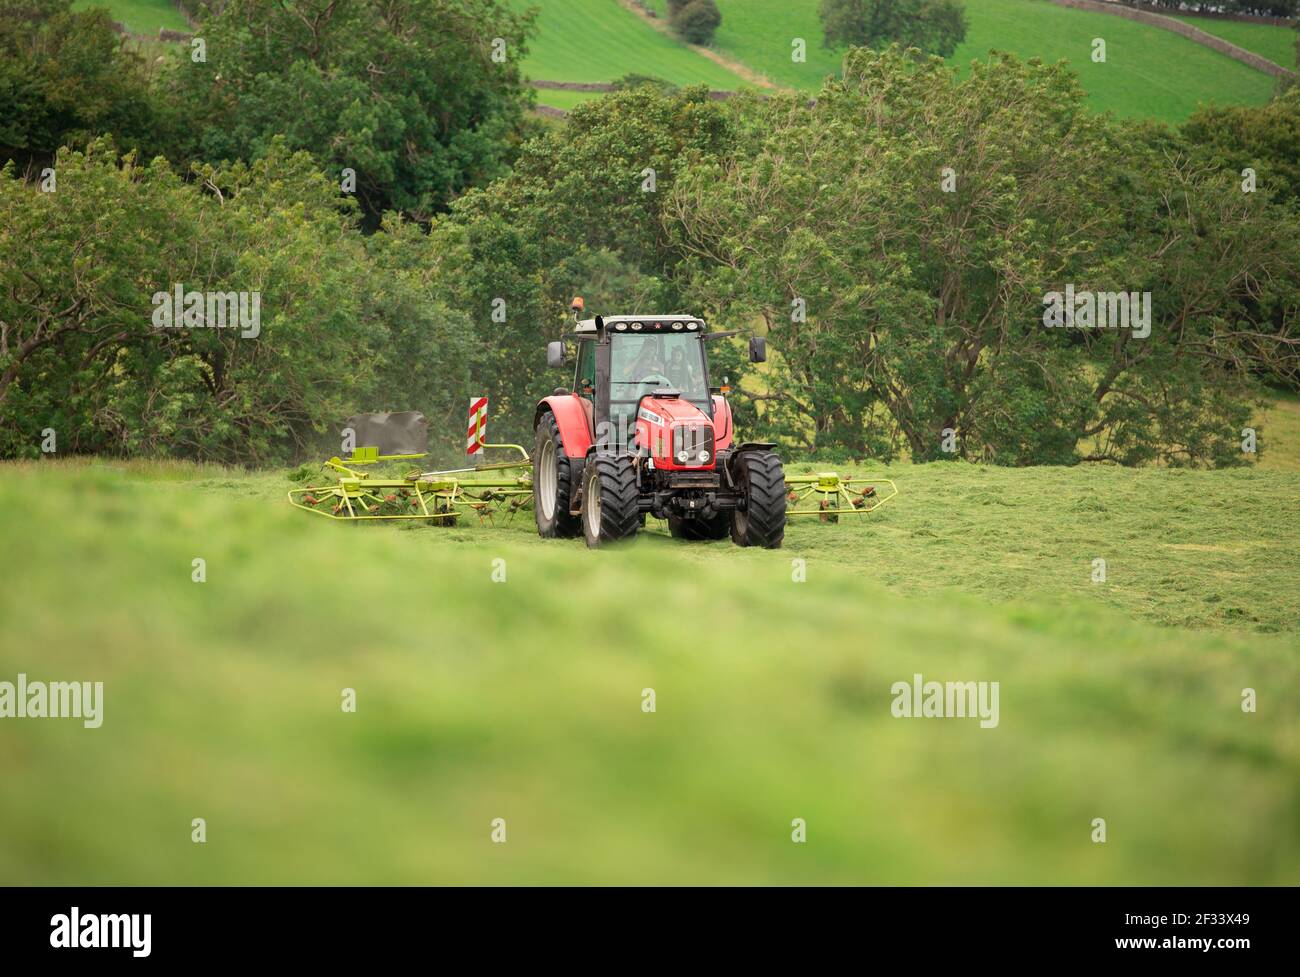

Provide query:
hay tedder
left=287, top=412, right=536, bottom=526
left=289, top=301, right=897, bottom=546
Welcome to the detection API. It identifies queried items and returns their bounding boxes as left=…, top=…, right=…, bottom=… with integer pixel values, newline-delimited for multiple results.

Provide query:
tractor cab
left=537, top=300, right=782, bottom=549
left=567, top=314, right=713, bottom=454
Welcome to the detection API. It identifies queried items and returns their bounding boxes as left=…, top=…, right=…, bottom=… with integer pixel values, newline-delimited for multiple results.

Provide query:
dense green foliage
left=0, top=0, right=160, bottom=171
left=0, top=140, right=477, bottom=462
left=161, top=0, right=536, bottom=225
left=819, top=0, right=969, bottom=58
left=435, top=85, right=738, bottom=443
left=1183, top=87, right=1300, bottom=209
left=667, top=50, right=1299, bottom=463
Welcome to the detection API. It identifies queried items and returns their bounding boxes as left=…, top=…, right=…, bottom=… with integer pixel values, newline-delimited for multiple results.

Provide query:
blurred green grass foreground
left=0, top=459, right=1297, bottom=884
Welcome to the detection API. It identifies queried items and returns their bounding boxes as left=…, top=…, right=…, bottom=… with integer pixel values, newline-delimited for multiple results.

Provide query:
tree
left=438, top=85, right=736, bottom=442
left=0, top=138, right=475, bottom=462
left=819, top=0, right=968, bottom=58
left=1138, top=1, right=1298, bottom=14
left=669, top=48, right=1300, bottom=465
left=1183, top=89, right=1300, bottom=210
left=671, top=0, right=722, bottom=46
left=612, top=74, right=678, bottom=93
left=160, top=0, right=537, bottom=226
left=0, top=0, right=161, bottom=173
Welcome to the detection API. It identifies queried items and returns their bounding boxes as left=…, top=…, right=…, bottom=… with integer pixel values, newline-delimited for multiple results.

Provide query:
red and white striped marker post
left=467, top=396, right=488, bottom=457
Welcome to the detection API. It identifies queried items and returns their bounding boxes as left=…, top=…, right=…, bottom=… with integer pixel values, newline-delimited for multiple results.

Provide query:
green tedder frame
left=289, top=447, right=897, bottom=527
left=287, top=444, right=535, bottom=525
left=784, top=472, right=899, bottom=519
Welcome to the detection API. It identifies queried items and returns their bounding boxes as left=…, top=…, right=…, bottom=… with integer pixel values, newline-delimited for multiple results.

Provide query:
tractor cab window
left=610, top=333, right=708, bottom=402
left=574, top=339, right=596, bottom=401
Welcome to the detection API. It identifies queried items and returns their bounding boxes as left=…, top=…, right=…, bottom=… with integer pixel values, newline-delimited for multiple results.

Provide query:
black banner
left=1, top=886, right=1283, bottom=964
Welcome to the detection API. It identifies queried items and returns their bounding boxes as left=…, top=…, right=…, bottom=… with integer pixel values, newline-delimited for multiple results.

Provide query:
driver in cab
left=628, top=338, right=668, bottom=386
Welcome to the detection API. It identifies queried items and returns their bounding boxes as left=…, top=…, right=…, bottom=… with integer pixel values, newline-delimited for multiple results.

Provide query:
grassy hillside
left=529, top=86, right=599, bottom=112
left=1, top=458, right=1296, bottom=884
left=1172, top=13, right=1298, bottom=69
left=73, top=0, right=189, bottom=34
left=509, top=0, right=751, bottom=96
left=75, top=0, right=1283, bottom=118
left=647, top=0, right=1277, bottom=121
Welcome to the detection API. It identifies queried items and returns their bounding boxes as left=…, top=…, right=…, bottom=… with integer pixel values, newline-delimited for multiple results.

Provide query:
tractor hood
left=636, top=391, right=716, bottom=470
left=637, top=391, right=710, bottom=427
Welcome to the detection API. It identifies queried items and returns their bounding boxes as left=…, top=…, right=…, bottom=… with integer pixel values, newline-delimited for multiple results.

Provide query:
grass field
left=1255, top=392, right=1300, bottom=473
left=529, top=86, right=608, bottom=111
left=1, top=456, right=1296, bottom=884
left=510, top=0, right=750, bottom=88
left=73, top=0, right=189, bottom=34
left=1172, top=13, right=1298, bottom=70
left=75, top=0, right=1283, bottom=118
left=644, top=0, right=1277, bottom=121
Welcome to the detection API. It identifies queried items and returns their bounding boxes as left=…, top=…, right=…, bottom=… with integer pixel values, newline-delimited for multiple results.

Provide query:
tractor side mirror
left=748, top=336, right=767, bottom=363
left=546, top=341, right=566, bottom=369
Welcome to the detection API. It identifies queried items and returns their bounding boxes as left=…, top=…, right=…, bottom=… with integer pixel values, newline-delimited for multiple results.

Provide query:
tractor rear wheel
left=582, top=454, right=640, bottom=549
left=731, top=451, right=787, bottom=549
left=668, top=511, right=730, bottom=541
left=534, top=412, right=580, bottom=538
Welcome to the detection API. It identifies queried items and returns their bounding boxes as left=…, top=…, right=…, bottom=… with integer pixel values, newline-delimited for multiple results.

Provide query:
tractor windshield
left=610, top=333, right=708, bottom=400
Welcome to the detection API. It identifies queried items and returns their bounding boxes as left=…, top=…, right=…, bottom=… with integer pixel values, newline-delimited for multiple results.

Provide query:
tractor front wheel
left=582, top=454, right=640, bottom=549
left=731, top=450, right=787, bottom=549
left=534, top=412, right=581, bottom=538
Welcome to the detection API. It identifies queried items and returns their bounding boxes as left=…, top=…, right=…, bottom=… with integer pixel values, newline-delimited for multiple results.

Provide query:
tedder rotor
left=288, top=411, right=534, bottom=526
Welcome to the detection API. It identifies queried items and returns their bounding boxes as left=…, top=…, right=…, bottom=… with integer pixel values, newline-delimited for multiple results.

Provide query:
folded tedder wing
left=287, top=412, right=534, bottom=526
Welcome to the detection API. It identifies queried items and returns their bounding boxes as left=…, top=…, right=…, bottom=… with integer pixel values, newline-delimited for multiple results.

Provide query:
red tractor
left=533, top=301, right=787, bottom=549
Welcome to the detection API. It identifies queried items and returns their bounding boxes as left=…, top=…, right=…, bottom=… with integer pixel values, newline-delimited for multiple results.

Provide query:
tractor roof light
left=687, top=321, right=699, bottom=330
left=615, top=322, right=627, bottom=331
left=631, top=321, right=643, bottom=330
left=672, top=321, right=683, bottom=330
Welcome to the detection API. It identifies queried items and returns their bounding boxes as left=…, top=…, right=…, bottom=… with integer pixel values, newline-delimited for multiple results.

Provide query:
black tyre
left=731, top=450, right=787, bottom=549
left=668, top=511, right=730, bottom=541
left=582, top=454, right=640, bottom=549
left=534, top=412, right=581, bottom=538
